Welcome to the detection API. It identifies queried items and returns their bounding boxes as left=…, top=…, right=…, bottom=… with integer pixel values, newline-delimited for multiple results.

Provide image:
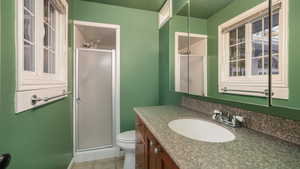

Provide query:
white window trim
left=15, top=0, right=69, bottom=113
left=159, top=0, right=173, bottom=29
left=218, top=0, right=288, bottom=99
left=175, top=32, right=208, bottom=96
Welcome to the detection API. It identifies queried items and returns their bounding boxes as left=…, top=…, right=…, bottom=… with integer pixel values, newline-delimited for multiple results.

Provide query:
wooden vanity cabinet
left=136, top=116, right=180, bottom=169
left=136, top=116, right=147, bottom=169
left=158, top=151, right=180, bottom=169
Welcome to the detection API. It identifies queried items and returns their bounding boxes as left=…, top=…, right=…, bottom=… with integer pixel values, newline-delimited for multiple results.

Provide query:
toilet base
left=123, top=150, right=135, bottom=169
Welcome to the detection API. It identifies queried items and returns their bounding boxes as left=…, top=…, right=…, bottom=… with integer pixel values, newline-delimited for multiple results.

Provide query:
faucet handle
left=232, top=115, right=244, bottom=127
left=212, top=110, right=222, bottom=120
left=212, top=114, right=217, bottom=120
left=234, top=116, right=244, bottom=122
left=213, top=110, right=222, bottom=115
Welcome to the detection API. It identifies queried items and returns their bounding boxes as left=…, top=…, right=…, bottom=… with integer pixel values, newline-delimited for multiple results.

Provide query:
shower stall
left=73, top=21, right=120, bottom=162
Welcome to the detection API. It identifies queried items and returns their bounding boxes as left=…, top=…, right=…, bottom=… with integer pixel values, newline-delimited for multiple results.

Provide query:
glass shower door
left=76, top=49, right=114, bottom=151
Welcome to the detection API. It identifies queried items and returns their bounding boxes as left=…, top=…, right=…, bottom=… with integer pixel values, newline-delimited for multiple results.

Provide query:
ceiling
left=84, top=0, right=166, bottom=11
left=190, top=0, right=233, bottom=18
left=84, top=0, right=234, bottom=19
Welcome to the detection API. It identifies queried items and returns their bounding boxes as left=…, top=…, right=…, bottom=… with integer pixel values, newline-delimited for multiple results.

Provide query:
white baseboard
left=67, top=158, right=74, bottom=169
left=74, top=147, right=122, bottom=163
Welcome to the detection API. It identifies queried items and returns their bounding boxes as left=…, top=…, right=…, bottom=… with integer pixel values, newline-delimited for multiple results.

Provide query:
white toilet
left=117, top=130, right=136, bottom=169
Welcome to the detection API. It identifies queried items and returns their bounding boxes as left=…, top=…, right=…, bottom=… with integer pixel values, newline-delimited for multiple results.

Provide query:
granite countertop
left=134, top=105, right=300, bottom=169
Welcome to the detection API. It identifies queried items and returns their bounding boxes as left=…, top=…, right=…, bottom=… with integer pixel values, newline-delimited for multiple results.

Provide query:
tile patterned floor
left=72, top=158, right=124, bottom=169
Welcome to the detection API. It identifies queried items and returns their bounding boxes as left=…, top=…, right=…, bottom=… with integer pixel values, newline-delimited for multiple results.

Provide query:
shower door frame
left=75, top=48, right=115, bottom=152
left=73, top=20, right=120, bottom=161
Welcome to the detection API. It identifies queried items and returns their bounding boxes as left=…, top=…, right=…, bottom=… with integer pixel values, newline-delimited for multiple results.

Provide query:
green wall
left=281, top=0, right=300, bottom=109
left=72, top=0, right=160, bottom=131
left=159, top=22, right=184, bottom=105
left=0, top=0, right=73, bottom=169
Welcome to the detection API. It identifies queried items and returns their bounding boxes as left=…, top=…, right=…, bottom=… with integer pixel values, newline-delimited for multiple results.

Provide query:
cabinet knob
left=154, top=147, right=160, bottom=154
left=150, top=141, right=154, bottom=147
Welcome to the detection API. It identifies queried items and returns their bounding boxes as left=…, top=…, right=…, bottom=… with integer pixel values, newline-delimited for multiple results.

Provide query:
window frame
left=159, top=0, right=172, bottom=29
left=16, top=0, right=69, bottom=113
left=218, top=0, right=288, bottom=99
left=175, top=32, right=208, bottom=96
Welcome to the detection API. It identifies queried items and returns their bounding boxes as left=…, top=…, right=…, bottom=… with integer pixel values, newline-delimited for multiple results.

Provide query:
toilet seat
left=118, top=130, right=136, bottom=143
left=117, top=130, right=136, bottom=169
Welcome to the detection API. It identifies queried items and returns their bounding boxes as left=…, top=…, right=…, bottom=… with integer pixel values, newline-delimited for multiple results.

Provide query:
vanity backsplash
left=181, top=96, right=300, bottom=145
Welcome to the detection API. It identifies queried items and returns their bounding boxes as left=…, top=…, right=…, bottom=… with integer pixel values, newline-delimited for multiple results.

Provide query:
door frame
left=73, top=20, right=120, bottom=162
left=174, top=32, right=208, bottom=96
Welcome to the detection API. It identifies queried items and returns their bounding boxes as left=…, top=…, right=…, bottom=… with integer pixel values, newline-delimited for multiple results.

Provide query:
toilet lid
left=118, top=130, right=136, bottom=143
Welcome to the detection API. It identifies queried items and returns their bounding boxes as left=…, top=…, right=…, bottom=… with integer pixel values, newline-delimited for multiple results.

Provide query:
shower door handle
left=76, top=97, right=81, bottom=103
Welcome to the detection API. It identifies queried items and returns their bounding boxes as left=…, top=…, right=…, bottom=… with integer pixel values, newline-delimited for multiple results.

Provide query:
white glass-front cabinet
left=16, top=0, right=69, bottom=113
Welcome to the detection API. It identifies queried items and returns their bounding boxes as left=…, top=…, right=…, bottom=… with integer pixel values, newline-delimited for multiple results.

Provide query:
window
left=16, top=0, right=69, bottom=113
left=218, top=0, right=288, bottom=99
left=228, top=25, right=246, bottom=77
left=43, top=0, right=56, bottom=74
left=251, top=12, right=280, bottom=75
left=24, top=0, right=35, bottom=72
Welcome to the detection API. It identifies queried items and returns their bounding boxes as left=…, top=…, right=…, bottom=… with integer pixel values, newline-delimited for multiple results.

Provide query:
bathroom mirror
left=172, top=1, right=190, bottom=94
left=159, top=0, right=190, bottom=97
left=270, top=0, right=300, bottom=111
left=184, top=0, right=272, bottom=106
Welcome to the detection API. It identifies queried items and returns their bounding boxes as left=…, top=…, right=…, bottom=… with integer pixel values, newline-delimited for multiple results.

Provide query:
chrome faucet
left=212, top=110, right=244, bottom=128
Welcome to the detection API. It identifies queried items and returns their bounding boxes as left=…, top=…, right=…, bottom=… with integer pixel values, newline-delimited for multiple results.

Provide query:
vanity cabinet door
left=136, top=129, right=146, bottom=169
left=146, top=133, right=159, bottom=169
left=157, top=150, right=180, bottom=169
left=136, top=117, right=147, bottom=169
left=136, top=115, right=180, bottom=169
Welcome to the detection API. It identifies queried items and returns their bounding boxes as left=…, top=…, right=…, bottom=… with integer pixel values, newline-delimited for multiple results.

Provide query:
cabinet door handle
left=154, top=147, right=160, bottom=154
left=76, top=97, right=81, bottom=103
left=150, top=141, right=154, bottom=147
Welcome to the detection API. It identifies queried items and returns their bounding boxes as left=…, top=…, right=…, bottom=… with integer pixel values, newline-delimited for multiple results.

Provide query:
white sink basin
left=168, top=119, right=235, bottom=143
